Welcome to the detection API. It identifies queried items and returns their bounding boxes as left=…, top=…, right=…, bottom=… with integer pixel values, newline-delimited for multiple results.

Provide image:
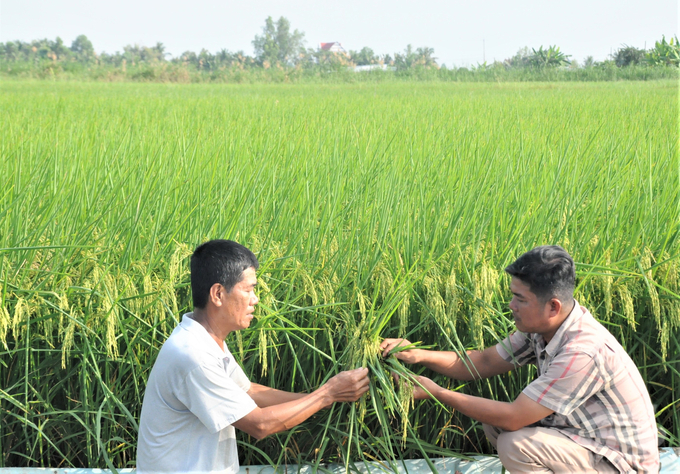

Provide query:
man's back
left=137, top=314, right=256, bottom=474
left=499, top=303, right=659, bottom=472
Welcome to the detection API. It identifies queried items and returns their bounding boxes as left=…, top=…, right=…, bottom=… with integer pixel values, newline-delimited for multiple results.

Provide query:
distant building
left=353, top=64, right=395, bottom=72
left=319, top=42, right=346, bottom=54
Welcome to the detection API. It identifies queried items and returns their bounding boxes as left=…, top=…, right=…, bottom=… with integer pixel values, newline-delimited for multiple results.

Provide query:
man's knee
left=496, top=429, right=529, bottom=465
left=482, top=423, right=502, bottom=449
left=496, top=427, right=605, bottom=473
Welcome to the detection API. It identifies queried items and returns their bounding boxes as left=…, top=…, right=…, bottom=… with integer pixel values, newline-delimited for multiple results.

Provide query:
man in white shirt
left=137, top=239, right=370, bottom=474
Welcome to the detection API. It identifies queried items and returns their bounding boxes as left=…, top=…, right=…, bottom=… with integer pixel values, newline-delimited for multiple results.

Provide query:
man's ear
left=547, top=298, right=562, bottom=318
left=209, top=283, right=224, bottom=307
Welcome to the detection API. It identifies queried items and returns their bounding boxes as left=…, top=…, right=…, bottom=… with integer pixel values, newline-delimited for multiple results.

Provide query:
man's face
left=220, top=266, right=259, bottom=332
left=508, top=277, right=550, bottom=334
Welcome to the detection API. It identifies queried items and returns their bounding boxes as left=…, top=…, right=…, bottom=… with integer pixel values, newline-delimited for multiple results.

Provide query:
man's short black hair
left=190, top=240, right=259, bottom=309
left=505, top=245, right=575, bottom=303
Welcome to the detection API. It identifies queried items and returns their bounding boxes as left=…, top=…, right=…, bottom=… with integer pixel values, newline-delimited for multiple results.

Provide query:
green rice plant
left=0, top=79, right=677, bottom=469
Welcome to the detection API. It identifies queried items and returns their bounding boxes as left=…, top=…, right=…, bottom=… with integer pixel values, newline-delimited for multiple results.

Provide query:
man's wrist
left=411, top=348, right=426, bottom=364
left=315, top=383, right=334, bottom=407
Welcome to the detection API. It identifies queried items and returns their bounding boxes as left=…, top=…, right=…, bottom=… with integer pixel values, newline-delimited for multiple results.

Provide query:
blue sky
left=1, top=0, right=677, bottom=66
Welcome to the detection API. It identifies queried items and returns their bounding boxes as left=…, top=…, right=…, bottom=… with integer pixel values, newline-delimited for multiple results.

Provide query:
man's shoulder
left=556, top=307, right=635, bottom=376
left=557, top=306, right=612, bottom=354
left=152, top=325, right=207, bottom=375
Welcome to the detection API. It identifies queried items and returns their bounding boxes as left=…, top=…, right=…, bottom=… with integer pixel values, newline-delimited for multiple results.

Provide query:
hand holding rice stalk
left=378, top=339, right=450, bottom=443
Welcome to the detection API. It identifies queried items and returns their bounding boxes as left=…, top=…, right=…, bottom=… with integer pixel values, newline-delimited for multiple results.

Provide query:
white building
left=353, top=64, right=395, bottom=72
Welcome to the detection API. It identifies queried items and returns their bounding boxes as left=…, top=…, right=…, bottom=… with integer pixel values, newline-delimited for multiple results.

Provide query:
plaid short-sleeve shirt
left=496, top=302, right=659, bottom=473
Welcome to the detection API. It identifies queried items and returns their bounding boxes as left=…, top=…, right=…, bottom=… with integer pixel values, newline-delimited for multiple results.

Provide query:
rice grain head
left=661, top=254, right=680, bottom=328
left=143, top=273, right=154, bottom=310
left=0, top=300, right=10, bottom=348
left=472, top=262, right=498, bottom=347
left=297, top=261, right=319, bottom=306
left=603, top=252, right=613, bottom=321
left=117, top=272, right=138, bottom=314
left=398, top=295, right=410, bottom=337
left=641, top=249, right=661, bottom=333
left=169, top=243, right=192, bottom=284
left=319, top=275, right=335, bottom=305
left=161, top=279, right=179, bottom=318
left=445, top=267, right=458, bottom=326
left=11, top=297, right=27, bottom=341
left=398, top=377, right=415, bottom=445
left=259, top=327, right=268, bottom=376
left=615, top=283, right=636, bottom=330
left=57, top=292, right=70, bottom=332
left=561, top=208, right=570, bottom=247
left=658, top=254, right=680, bottom=362
left=235, top=330, right=244, bottom=360
left=102, top=274, right=120, bottom=358
left=61, top=315, right=77, bottom=370
left=371, top=262, right=394, bottom=300
left=356, top=288, right=367, bottom=325
left=424, top=270, right=447, bottom=330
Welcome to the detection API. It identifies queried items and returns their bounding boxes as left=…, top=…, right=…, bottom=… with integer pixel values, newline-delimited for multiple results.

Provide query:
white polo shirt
left=137, top=314, right=257, bottom=474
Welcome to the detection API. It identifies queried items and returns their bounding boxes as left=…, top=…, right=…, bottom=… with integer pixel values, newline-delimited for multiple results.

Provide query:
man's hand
left=322, top=367, right=370, bottom=405
left=412, top=375, right=442, bottom=400
left=380, top=338, right=421, bottom=364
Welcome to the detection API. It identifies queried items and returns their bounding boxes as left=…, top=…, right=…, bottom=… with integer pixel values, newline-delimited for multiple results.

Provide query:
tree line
left=1, top=17, right=677, bottom=82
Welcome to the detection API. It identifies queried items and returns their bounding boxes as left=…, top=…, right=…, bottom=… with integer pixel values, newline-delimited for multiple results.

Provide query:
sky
left=1, top=0, right=677, bottom=67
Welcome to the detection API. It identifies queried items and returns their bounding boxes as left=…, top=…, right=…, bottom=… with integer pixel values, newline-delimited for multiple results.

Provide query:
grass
left=0, top=79, right=678, bottom=469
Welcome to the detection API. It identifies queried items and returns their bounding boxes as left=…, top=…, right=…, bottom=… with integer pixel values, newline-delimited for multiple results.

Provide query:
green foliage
left=0, top=80, right=678, bottom=468
left=394, top=45, right=437, bottom=71
left=2, top=32, right=679, bottom=83
left=614, top=45, right=646, bottom=67
left=252, top=16, right=306, bottom=67
left=349, top=47, right=379, bottom=66
left=503, top=46, right=532, bottom=68
left=70, top=35, right=95, bottom=62
left=645, top=35, right=680, bottom=67
left=502, top=45, right=571, bottom=69
left=527, top=45, right=570, bottom=68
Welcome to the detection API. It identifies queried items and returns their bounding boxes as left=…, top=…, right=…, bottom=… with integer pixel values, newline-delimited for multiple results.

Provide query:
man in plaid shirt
left=381, top=246, right=659, bottom=473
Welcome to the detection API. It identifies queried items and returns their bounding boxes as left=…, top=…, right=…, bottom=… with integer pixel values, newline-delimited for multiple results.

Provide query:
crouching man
left=381, top=245, right=659, bottom=473
left=137, top=239, right=370, bottom=473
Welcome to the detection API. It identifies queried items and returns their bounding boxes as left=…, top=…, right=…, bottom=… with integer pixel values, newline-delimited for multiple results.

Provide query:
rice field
left=0, top=80, right=678, bottom=469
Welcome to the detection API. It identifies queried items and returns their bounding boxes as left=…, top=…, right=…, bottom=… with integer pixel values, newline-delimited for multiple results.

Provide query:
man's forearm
left=425, top=386, right=552, bottom=432
left=235, top=367, right=369, bottom=440
left=236, top=385, right=333, bottom=439
left=432, top=389, right=519, bottom=431
left=414, top=349, right=483, bottom=380
left=410, top=345, right=515, bottom=381
left=248, top=383, right=306, bottom=407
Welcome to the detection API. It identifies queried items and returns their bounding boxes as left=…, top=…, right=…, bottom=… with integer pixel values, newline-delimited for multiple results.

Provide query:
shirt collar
left=543, top=300, right=583, bottom=356
left=180, top=313, right=230, bottom=361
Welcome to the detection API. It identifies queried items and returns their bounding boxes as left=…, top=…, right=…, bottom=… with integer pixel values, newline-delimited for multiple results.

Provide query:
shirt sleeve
left=177, top=362, right=257, bottom=433
left=228, top=359, right=252, bottom=393
left=522, top=348, right=605, bottom=416
left=496, top=331, right=536, bottom=367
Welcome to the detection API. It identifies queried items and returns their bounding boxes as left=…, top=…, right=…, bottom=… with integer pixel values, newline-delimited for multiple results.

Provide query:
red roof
left=320, top=42, right=338, bottom=51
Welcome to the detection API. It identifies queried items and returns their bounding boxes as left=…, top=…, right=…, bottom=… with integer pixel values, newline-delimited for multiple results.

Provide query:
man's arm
left=233, top=367, right=369, bottom=440
left=380, top=338, right=515, bottom=380
left=414, top=375, right=553, bottom=431
left=247, top=383, right=306, bottom=407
